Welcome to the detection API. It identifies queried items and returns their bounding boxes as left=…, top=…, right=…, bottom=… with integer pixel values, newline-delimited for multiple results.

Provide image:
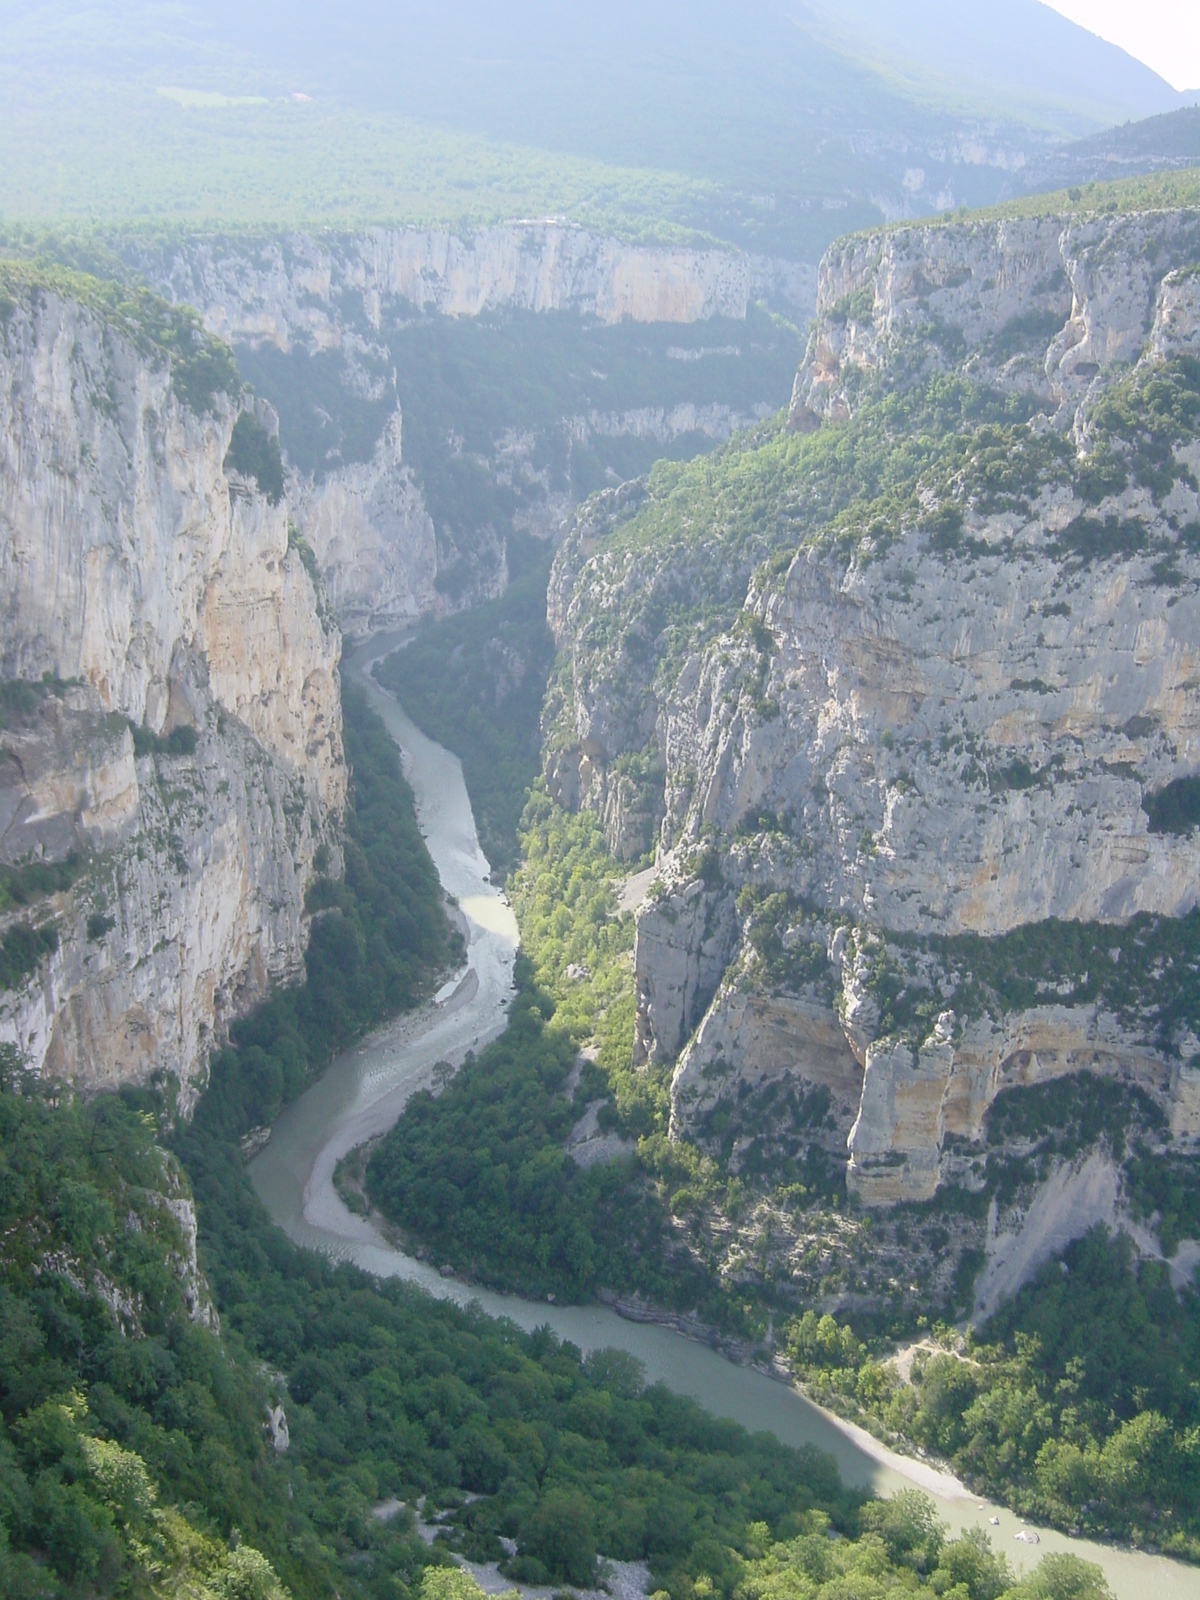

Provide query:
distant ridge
left=1025, top=105, right=1200, bottom=192
left=798, top=0, right=1186, bottom=132
left=1, top=0, right=1196, bottom=254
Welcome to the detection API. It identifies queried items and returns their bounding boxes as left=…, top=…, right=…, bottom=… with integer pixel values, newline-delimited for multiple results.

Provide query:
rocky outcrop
left=789, top=210, right=1200, bottom=433
left=0, top=277, right=344, bottom=1102
left=569, top=400, right=773, bottom=450
left=1150, top=264, right=1200, bottom=358
left=287, top=407, right=508, bottom=634
left=847, top=997, right=1172, bottom=1203
left=669, top=974, right=862, bottom=1146
left=547, top=205, right=1200, bottom=1206
left=657, top=471, right=1200, bottom=1196
left=631, top=875, right=738, bottom=1068
left=662, top=507, right=1200, bottom=937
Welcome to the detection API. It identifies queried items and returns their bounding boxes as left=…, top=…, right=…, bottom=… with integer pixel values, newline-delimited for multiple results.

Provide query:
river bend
left=250, top=636, right=1198, bottom=1600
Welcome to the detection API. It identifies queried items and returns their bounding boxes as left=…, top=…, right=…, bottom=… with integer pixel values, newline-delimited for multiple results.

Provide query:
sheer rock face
left=664, top=506, right=1200, bottom=938
left=548, top=209, right=1200, bottom=1204
left=287, top=408, right=509, bottom=637
left=289, top=412, right=441, bottom=635
left=631, top=878, right=739, bottom=1070
left=668, top=977, right=862, bottom=1146
left=133, top=225, right=815, bottom=344
left=0, top=288, right=344, bottom=1103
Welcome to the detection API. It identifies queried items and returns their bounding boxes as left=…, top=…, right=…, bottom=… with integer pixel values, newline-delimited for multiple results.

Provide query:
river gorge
left=249, top=637, right=1200, bottom=1600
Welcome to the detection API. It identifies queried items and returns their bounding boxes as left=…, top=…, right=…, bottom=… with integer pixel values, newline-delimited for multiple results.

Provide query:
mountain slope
left=800, top=0, right=1184, bottom=130
left=0, top=2, right=1189, bottom=254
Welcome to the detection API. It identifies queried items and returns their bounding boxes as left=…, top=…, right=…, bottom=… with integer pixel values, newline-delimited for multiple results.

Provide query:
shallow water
left=252, top=638, right=1199, bottom=1600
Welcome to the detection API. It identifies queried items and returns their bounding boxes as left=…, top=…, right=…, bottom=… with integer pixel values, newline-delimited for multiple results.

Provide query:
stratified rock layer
left=135, top=225, right=814, bottom=343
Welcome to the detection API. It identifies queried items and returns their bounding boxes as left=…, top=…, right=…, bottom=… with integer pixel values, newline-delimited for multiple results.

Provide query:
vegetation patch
left=0, top=675, right=64, bottom=728
left=988, top=307, right=1068, bottom=362
left=858, top=908, right=1200, bottom=1057
left=1143, top=773, right=1200, bottom=835
left=129, top=720, right=198, bottom=759
left=0, top=852, right=82, bottom=913
left=0, top=920, right=58, bottom=991
left=223, top=410, right=284, bottom=504
left=0, top=258, right=240, bottom=415
left=1052, top=514, right=1149, bottom=563
left=783, top=1224, right=1200, bottom=1558
left=1084, top=353, right=1200, bottom=503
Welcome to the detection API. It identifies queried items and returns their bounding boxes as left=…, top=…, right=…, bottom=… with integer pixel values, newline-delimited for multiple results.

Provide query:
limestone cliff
left=127, top=228, right=813, bottom=635
left=132, top=226, right=814, bottom=344
left=788, top=210, right=1200, bottom=433
left=546, top=205, right=1200, bottom=1213
left=288, top=411, right=440, bottom=634
left=0, top=271, right=344, bottom=1102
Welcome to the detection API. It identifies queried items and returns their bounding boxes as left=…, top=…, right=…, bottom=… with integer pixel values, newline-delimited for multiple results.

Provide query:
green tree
left=519, top=1487, right=597, bottom=1585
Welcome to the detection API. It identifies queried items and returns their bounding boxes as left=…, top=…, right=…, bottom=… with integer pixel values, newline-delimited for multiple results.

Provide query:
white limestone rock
left=0, top=283, right=344, bottom=1102
left=289, top=410, right=440, bottom=634
left=132, top=226, right=816, bottom=344
left=789, top=210, right=1200, bottom=431
left=632, top=874, right=738, bottom=1068
left=549, top=205, right=1200, bottom=1205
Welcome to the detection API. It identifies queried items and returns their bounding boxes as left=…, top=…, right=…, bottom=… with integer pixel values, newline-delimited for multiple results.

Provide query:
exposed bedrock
left=547, top=208, right=1200, bottom=1204
left=788, top=212, right=1200, bottom=433
left=130, top=224, right=817, bottom=343
left=0, top=283, right=344, bottom=1102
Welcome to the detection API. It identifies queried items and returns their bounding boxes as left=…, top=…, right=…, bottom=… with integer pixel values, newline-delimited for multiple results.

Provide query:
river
left=251, top=636, right=1198, bottom=1600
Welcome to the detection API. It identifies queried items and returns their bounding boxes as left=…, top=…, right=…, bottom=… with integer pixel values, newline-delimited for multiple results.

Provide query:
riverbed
left=251, top=637, right=1199, bottom=1600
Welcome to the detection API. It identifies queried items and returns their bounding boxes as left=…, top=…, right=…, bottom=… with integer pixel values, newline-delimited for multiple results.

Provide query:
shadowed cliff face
left=545, top=207, right=1200, bottom=1207
left=0, top=279, right=344, bottom=1103
left=125, top=226, right=812, bottom=638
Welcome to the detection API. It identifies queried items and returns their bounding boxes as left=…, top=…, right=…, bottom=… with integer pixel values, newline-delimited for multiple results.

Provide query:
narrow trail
left=250, top=634, right=1200, bottom=1600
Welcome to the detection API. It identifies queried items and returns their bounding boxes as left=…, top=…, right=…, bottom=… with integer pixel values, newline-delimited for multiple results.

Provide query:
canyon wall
left=132, top=225, right=815, bottom=348
left=0, top=277, right=344, bottom=1103
left=547, top=208, right=1200, bottom=1205
left=128, top=227, right=814, bottom=637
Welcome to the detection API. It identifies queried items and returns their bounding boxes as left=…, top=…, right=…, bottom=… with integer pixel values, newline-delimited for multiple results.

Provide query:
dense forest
left=0, top=1047, right=1112, bottom=1600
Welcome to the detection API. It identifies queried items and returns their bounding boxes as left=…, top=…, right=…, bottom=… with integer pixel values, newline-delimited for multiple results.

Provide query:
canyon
left=130, top=224, right=813, bottom=635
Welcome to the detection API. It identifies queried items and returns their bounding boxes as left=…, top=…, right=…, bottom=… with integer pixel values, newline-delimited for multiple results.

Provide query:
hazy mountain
left=0, top=1, right=1193, bottom=253
left=1027, top=103, right=1200, bottom=190
left=800, top=0, right=1185, bottom=131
